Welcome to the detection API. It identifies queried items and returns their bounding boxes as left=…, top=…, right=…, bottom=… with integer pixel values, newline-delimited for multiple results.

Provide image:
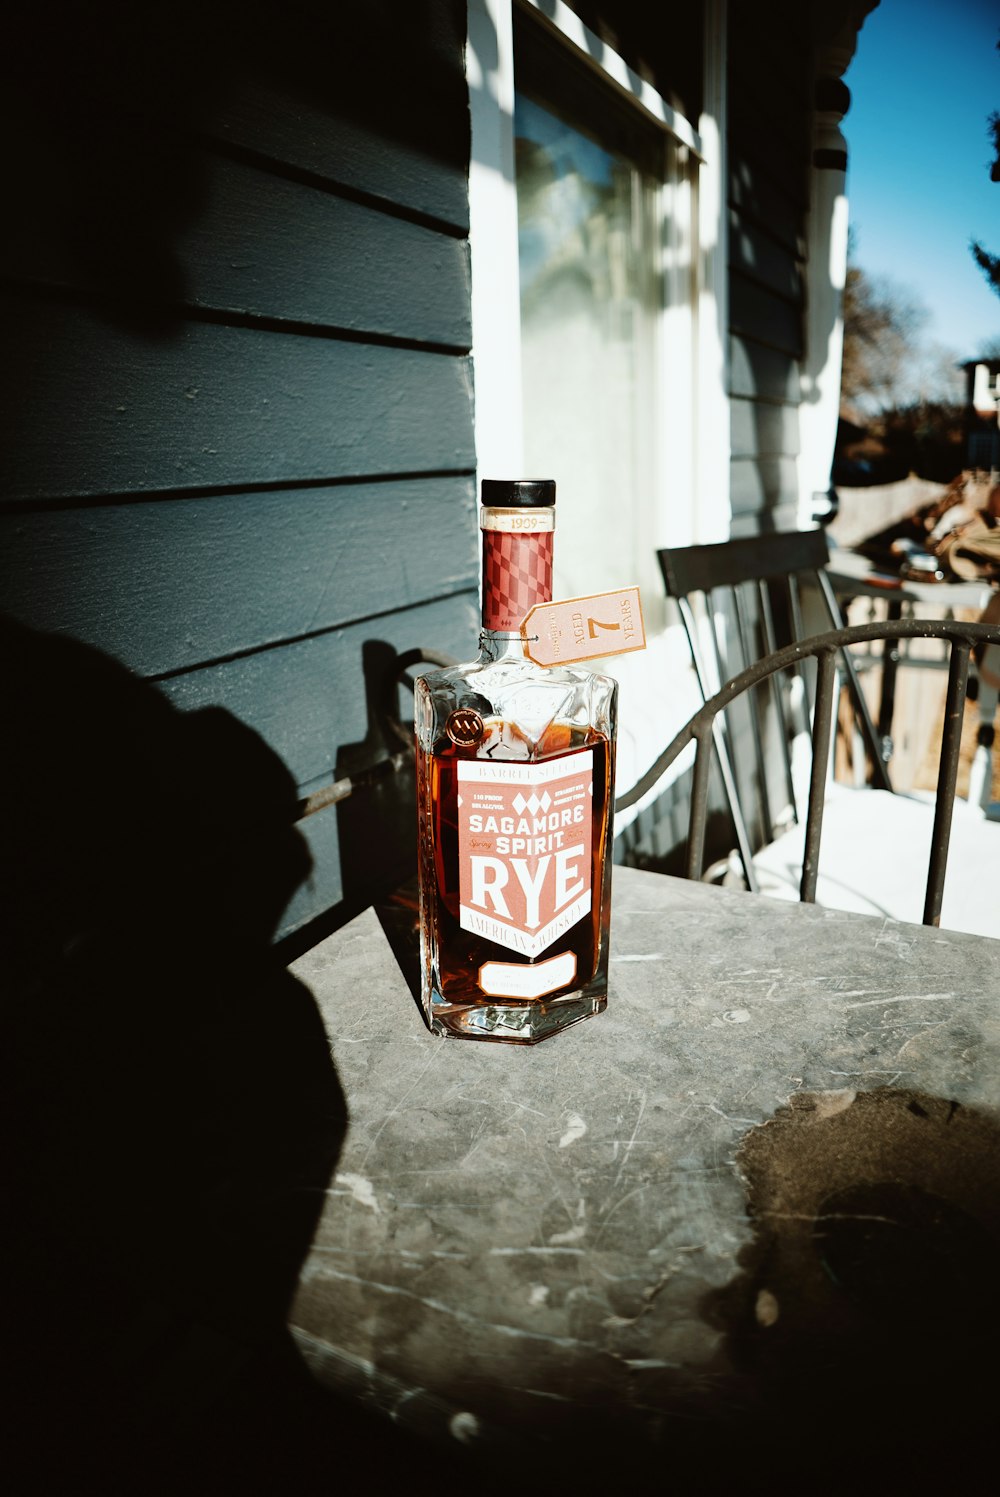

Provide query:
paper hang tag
left=520, top=587, right=646, bottom=667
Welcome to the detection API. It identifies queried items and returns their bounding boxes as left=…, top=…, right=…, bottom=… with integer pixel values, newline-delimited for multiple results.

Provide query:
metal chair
left=618, top=617, right=1000, bottom=931
left=648, top=529, right=889, bottom=891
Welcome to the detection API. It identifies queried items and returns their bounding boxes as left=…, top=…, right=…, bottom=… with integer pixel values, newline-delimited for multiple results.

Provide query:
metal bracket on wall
left=295, top=648, right=457, bottom=820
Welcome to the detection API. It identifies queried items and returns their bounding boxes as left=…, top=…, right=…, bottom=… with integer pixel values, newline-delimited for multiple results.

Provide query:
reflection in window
left=515, top=65, right=663, bottom=602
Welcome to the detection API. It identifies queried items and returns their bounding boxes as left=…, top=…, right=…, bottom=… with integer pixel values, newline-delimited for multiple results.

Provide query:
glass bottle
left=415, top=479, right=618, bottom=1043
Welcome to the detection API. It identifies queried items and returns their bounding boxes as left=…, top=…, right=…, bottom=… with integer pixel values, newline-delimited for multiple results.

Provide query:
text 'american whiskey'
left=415, top=479, right=618, bottom=1043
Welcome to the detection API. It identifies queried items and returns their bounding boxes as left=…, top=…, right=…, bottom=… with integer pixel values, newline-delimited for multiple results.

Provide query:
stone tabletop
left=288, top=866, right=1000, bottom=1490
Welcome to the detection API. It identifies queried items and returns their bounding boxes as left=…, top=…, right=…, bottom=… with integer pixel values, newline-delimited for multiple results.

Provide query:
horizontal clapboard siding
left=729, top=336, right=802, bottom=406
left=213, top=88, right=470, bottom=234
left=209, top=0, right=471, bottom=230
left=1, top=152, right=471, bottom=347
left=159, top=595, right=478, bottom=795
left=1, top=478, right=477, bottom=678
left=1, top=0, right=475, bottom=942
left=728, top=161, right=807, bottom=262
left=726, top=0, right=812, bottom=531
left=729, top=457, right=801, bottom=519
left=727, top=111, right=810, bottom=216
left=291, top=811, right=351, bottom=937
left=730, top=398, right=801, bottom=461
left=173, top=590, right=478, bottom=938
left=727, top=208, right=803, bottom=303
left=0, top=296, right=474, bottom=503
left=729, top=272, right=803, bottom=359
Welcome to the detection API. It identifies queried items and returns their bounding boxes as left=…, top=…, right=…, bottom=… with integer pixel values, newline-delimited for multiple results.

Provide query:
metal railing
left=618, top=618, right=1000, bottom=927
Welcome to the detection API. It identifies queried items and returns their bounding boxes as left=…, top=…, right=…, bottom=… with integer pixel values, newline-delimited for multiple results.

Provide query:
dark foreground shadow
left=511, top=1086, right=1000, bottom=1497
left=701, top=1087, right=1000, bottom=1491
left=0, top=616, right=468, bottom=1495
left=480, top=1087, right=1000, bottom=1497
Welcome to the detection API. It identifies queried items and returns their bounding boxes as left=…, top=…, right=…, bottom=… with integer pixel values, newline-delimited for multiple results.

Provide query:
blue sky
left=844, top=0, right=1000, bottom=362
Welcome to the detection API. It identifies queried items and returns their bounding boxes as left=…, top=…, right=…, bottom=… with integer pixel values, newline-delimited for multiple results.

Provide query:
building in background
left=0, top=0, right=878, bottom=940
left=963, top=358, right=1000, bottom=474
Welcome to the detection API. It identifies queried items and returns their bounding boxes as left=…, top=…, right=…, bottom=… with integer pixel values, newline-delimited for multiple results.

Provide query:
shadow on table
left=701, top=1086, right=1000, bottom=1488
left=493, top=1087, right=1000, bottom=1496
left=375, top=876, right=425, bottom=1013
left=0, top=616, right=473, bottom=1495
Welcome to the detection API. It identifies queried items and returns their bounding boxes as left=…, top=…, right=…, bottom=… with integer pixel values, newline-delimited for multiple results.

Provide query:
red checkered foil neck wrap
left=481, top=525, right=553, bottom=632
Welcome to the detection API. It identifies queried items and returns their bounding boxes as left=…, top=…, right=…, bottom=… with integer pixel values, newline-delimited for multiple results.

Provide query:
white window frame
left=467, top=0, right=732, bottom=820
left=467, top=0, right=730, bottom=548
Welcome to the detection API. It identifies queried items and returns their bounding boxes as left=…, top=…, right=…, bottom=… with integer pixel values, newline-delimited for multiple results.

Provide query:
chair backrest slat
left=733, top=582, right=774, bottom=843
left=658, top=530, right=895, bottom=859
left=661, top=531, right=838, bottom=865
left=924, top=641, right=972, bottom=924
left=801, top=647, right=839, bottom=904
left=659, top=529, right=830, bottom=598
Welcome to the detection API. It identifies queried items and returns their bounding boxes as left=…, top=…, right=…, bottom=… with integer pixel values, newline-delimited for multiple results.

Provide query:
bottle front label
left=457, top=751, right=593, bottom=958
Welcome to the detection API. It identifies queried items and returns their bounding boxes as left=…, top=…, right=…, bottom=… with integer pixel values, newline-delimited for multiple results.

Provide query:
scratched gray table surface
left=288, top=866, right=1000, bottom=1490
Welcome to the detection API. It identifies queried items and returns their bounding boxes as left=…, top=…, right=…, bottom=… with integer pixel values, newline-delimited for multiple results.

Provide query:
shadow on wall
left=1, top=0, right=470, bottom=326
left=275, top=639, right=454, bottom=964
left=0, top=615, right=468, bottom=1495
left=334, top=640, right=421, bottom=930
left=2, top=2, right=228, bottom=326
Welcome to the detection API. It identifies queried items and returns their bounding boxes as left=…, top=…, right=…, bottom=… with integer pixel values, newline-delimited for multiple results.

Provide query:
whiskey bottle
left=415, top=479, right=618, bottom=1043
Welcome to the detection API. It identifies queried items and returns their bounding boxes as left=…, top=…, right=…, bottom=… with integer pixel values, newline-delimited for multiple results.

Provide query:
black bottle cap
left=481, top=479, right=556, bottom=508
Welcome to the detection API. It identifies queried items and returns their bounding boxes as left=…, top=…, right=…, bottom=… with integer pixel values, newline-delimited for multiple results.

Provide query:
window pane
left=514, top=55, right=661, bottom=602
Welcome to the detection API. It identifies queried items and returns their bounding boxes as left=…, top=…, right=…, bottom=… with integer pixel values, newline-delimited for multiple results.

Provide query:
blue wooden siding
left=727, top=0, right=813, bottom=533
left=0, top=0, right=477, bottom=941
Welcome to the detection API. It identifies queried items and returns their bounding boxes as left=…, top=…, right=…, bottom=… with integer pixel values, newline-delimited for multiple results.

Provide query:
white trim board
left=517, top=0, right=704, bottom=158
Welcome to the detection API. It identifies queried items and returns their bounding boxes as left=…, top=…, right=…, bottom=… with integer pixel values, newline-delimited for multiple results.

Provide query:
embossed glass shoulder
left=415, top=480, right=618, bottom=1043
